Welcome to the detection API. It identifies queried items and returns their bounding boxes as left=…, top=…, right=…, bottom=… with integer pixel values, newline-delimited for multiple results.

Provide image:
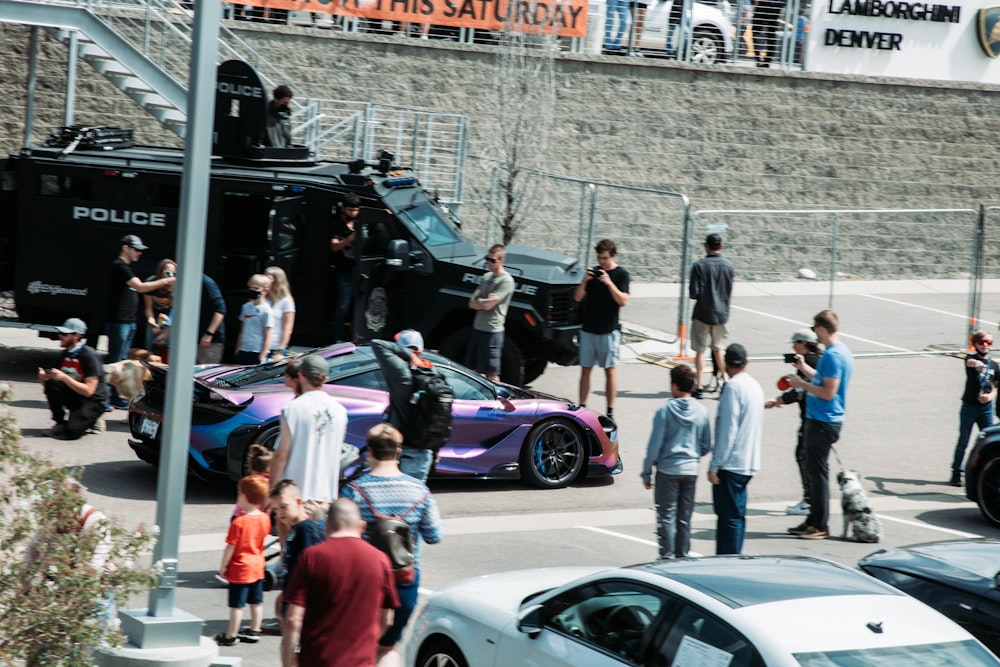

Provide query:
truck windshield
left=398, top=201, right=462, bottom=247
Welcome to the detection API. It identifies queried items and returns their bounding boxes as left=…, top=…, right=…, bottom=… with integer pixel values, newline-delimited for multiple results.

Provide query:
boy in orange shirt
left=216, top=475, right=272, bottom=646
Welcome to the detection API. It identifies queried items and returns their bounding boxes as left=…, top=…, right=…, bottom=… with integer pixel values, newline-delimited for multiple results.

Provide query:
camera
left=589, top=266, right=604, bottom=278
left=783, top=353, right=797, bottom=364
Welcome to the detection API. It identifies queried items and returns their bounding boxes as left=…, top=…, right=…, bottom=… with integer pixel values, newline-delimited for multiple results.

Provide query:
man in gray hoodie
left=642, top=365, right=712, bottom=560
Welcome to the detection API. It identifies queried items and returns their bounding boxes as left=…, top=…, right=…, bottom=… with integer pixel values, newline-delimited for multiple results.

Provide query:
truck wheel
left=976, top=454, right=1000, bottom=527
left=522, top=354, right=548, bottom=385
left=440, top=328, right=526, bottom=386
left=520, top=418, right=585, bottom=488
left=500, top=339, right=525, bottom=386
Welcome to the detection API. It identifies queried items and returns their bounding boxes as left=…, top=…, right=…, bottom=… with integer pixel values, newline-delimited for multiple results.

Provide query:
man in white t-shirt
left=270, top=355, right=348, bottom=521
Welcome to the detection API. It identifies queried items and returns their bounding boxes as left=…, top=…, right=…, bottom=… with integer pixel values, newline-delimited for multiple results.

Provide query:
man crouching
left=38, top=318, right=109, bottom=440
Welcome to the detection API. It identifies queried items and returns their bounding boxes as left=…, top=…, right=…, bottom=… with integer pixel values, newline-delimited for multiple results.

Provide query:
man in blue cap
left=38, top=318, right=109, bottom=440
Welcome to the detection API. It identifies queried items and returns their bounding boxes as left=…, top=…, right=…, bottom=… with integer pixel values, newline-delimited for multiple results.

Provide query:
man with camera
left=574, top=238, right=630, bottom=420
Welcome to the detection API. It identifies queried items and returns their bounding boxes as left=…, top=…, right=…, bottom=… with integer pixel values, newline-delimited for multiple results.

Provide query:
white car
left=407, top=556, right=1000, bottom=666
left=638, top=0, right=735, bottom=63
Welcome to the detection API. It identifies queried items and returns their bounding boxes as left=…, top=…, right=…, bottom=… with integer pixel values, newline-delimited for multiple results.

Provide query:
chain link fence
left=475, top=166, right=690, bottom=282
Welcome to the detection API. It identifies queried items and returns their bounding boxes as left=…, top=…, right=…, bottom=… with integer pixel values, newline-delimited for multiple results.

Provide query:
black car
left=967, top=425, right=1000, bottom=527
left=859, top=539, right=1000, bottom=656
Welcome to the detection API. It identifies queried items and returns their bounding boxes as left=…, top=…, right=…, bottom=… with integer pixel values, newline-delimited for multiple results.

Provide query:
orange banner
left=238, top=0, right=589, bottom=37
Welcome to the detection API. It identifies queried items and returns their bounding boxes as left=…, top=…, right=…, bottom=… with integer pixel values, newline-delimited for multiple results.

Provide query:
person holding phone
left=765, top=329, right=823, bottom=516
left=573, top=238, right=630, bottom=420
left=38, top=318, right=109, bottom=440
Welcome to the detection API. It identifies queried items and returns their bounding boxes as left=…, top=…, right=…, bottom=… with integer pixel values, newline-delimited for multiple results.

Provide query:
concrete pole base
left=94, top=636, right=222, bottom=667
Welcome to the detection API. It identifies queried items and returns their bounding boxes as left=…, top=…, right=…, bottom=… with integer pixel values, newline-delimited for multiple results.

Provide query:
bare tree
left=483, top=14, right=559, bottom=245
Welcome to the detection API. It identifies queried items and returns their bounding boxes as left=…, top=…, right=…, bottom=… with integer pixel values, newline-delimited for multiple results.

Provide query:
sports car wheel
left=520, top=418, right=586, bottom=489
left=416, top=638, right=468, bottom=667
left=976, top=454, right=1000, bottom=527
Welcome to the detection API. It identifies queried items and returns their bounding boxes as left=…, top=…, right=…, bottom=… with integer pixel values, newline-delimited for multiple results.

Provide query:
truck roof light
left=386, top=175, right=416, bottom=188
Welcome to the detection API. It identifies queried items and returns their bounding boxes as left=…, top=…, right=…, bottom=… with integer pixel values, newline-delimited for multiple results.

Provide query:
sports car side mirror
left=498, top=396, right=517, bottom=412
left=517, top=604, right=544, bottom=638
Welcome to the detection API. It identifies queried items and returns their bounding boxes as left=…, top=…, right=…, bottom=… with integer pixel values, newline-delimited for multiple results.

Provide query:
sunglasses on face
left=485, top=256, right=502, bottom=264
left=977, top=339, right=994, bottom=346
left=164, top=270, right=176, bottom=277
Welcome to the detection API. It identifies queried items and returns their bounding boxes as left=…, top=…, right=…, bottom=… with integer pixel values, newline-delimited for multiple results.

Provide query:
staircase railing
left=4, top=0, right=468, bottom=206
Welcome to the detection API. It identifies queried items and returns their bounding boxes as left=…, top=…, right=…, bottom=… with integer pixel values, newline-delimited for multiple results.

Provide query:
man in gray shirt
left=466, top=244, right=514, bottom=381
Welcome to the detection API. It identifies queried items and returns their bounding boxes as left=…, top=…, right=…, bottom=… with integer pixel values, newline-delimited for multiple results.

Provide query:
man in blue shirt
left=708, top=343, right=763, bottom=555
left=787, top=310, right=854, bottom=540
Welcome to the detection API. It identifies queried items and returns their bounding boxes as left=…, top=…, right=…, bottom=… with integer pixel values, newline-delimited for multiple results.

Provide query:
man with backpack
left=342, top=424, right=443, bottom=667
left=372, top=330, right=454, bottom=482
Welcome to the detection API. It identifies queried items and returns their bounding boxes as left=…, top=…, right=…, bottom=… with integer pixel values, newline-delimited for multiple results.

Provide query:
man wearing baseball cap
left=270, top=354, right=349, bottom=521
left=371, top=329, right=443, bottom=481
left=105, top=235, right=174, bottom=408
left=38, top=318, right=109, bottom=440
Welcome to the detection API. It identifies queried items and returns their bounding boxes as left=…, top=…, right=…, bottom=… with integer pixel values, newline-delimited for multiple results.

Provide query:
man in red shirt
left=281, top=498, right=399, bottom=667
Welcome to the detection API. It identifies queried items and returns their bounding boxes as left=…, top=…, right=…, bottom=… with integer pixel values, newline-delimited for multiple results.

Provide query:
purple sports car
left=127, top=343, right=621, bottom=489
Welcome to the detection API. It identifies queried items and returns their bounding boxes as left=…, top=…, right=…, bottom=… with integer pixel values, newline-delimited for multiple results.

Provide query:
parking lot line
left=576, top=525, right=658, bottom=547
left=860, top=293, right=999, bottom=327
left=732, top=304, right=912, bottom=352
left=877, top=514, right=982, bottom=539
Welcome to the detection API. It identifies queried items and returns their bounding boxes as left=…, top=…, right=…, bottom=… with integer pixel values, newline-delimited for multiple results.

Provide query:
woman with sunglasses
left=144, top=259, right=176, bottom=357
left=951, top=330, right=999, bottom=487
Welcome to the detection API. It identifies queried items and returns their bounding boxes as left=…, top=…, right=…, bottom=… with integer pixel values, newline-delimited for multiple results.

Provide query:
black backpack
left=403, top=365, right=454, bottom=451
left=349, top=483, right=429, bottom=584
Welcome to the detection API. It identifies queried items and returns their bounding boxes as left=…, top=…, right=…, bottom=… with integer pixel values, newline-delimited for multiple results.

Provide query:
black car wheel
left=520, top=418, right=586, bottom=489
left=977, top=454, right=1000, bottom=527
left=416, top=638, right=468, bottom=667
left=690, top=27, right=724, bottom=64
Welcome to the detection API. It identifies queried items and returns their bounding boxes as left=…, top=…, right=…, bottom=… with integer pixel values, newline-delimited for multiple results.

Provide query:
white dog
left=103, top=349, right=162, bottom=402
left=838, top=470, right=882, bottom=543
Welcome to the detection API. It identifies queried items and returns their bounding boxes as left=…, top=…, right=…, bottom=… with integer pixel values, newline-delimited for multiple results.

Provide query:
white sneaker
left=785, top=500, right=811, bottom=516
left=89, top=415, right=106, bottom=433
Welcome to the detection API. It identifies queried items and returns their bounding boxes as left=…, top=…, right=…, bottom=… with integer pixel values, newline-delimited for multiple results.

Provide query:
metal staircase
left=0, top=0, right=468, bottom=206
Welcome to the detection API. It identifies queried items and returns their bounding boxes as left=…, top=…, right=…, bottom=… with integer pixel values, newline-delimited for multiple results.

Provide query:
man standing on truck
left=38, top=318, right=109, bottom=440
left=105, top=235, right=174, bottom=408
left=467, top=244, right=515, bottom=382
left=574, top=238, right=630, bottom=421
left=262, top=84, right=293, bottom=149
left=329, top=194, right=360, bottom=343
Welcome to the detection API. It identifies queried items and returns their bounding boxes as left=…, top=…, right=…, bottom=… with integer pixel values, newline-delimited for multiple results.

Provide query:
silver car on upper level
left=638, top=0, right=736, bottom=63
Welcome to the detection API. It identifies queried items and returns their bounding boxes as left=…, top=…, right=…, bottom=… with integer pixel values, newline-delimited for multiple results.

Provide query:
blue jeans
left=953, top=401, right=993, bottom=472
left=332, top=272, right=352, bottom=342
left=712, top=470, right=751, bottom=555
left=654, top=473, right=696, bottom=559
left=104, top=322, right=136, bottom=363
left=804, top=418, right=842, bottom=532
left=604, top=0, right=629, bottom=49
left=380, top=571, right=419, bottom=646
left=399, top=448, right=434, bottom=482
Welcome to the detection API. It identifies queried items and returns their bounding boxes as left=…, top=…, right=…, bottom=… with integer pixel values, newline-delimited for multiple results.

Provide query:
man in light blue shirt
left=787, top=310, right=854, bottom=540
left=708, top=343, right=764, bottom=555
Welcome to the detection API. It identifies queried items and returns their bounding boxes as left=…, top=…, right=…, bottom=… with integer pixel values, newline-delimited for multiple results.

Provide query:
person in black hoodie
left=766, top=329, right=822, bottom=516
left=371, top=330, right=439, bottom=482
